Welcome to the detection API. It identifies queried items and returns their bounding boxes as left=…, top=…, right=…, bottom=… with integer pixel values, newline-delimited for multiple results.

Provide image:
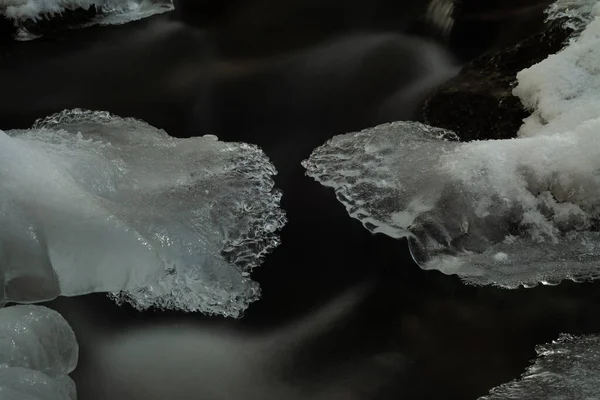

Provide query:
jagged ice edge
left=32, top=109, right=287, bottom=317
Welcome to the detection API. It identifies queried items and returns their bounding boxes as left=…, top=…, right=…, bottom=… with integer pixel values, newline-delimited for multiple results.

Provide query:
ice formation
left=0, top=109, right=285, bottom=317
left=1, top=0, right=174, bottom=40
left=0, top=305, right=78, bottom=400
left=303, top=0, right=600, bottom=288
left=545, top=0, right=599, bottom=33
left=480, top=334, right=600, bottom=399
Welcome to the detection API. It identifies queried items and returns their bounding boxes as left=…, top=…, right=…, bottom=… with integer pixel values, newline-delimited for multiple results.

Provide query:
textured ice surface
left=1, top=109, right=285, bottom=316
left=1, top=0, right=174, bottom=40
left=545, top=0, right=599, bottom=33
left=303, top=121, right=600, bottom=287
left=303, top=2, right=600, bottom=288
left=480, top=334, right=600, bottom=400
left=0, top=305, right=78, bottom=400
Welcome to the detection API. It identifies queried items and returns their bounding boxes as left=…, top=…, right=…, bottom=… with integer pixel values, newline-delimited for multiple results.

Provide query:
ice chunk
left=303, top=121, right=600, bottom=288
left=1, top=109, right=285, bottom=316
left=480, top=333, right=600, bottom=400
left=0, top=305, right=78, bottom=400
left=1, top=0, right=174, bottom=40
left=303, top=1, right=600, bottom=288
left=302, top=122, right=459, bottom=240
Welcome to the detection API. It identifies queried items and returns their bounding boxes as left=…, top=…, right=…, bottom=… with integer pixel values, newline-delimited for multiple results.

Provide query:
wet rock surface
left=419, top=21, right=573, bottom=141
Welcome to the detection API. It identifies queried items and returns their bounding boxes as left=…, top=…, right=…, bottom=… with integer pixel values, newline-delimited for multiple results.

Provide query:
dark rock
left=418, top=21, right=573, bottom=142
left=447, top=0, right=556, bottom=60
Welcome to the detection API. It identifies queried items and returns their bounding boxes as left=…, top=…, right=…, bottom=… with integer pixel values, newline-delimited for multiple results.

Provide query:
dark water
left=3, top=1, right=599, bottom=399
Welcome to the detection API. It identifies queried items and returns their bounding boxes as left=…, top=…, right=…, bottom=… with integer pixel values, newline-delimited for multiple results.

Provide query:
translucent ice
left=0, top=305, right=78, bottom=400
left=1, top=0, right=174, bottom=40
left=480, top=334, right=600, bottom=400
left=0, top=109, right=285, bottom=316
left=303, top=121, right=600, bottom=287
left=303, top=1, right=600, bottom=288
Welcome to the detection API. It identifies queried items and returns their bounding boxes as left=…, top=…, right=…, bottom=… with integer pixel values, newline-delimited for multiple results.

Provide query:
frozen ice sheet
left=0, top=305, right=78, bottom=400
left=303, top=0, right=600, bottom=289
left=1, top=109, right=285, bottom=316
left=480, top=334, right=600, bottom=400
left=303, top=121, right=600, bottom=288
left=1, top=0, right=174, bottom=40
